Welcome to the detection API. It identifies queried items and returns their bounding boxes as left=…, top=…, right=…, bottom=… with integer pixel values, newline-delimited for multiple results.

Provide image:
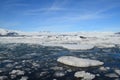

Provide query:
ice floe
left=57, top=56, right=104, bottom=67
left=61, top=44, right=94, bottom=50
left=74, top=71, right=95, bottom=80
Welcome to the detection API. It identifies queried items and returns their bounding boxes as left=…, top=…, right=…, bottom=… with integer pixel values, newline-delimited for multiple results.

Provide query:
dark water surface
left=0, top=43, right=120, bottom=80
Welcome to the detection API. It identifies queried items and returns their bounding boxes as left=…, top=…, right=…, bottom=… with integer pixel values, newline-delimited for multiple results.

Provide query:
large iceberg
left=57, top=56, right=104, bottom=67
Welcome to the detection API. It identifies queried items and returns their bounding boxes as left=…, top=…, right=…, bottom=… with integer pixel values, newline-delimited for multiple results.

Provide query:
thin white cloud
left=2, top=0, right=120, bottom=30
left=2, top=0, right=29, bottom=7
left=26, top=7, right=65, bottom=12
left=23, top=7, right=66, bottom=15
left=0, top=21, right=20, bottom=28
left=23, top=0, right=68, bottom=15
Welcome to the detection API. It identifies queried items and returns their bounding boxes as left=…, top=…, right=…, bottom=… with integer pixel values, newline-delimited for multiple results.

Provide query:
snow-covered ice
left=57, top=56, right=104, bottom=67
left=0, top=28, right=120, bottom=50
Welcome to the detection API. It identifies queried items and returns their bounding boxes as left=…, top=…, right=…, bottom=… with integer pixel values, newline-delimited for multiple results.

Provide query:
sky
left=0, top=0, right=120, bottom=32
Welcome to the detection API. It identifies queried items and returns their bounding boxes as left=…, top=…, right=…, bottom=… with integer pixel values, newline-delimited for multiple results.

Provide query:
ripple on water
left=0, top=43, right=120, bottom=80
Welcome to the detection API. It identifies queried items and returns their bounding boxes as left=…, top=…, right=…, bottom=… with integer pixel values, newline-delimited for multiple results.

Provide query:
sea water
left=0, top=43, right=120, bottom=80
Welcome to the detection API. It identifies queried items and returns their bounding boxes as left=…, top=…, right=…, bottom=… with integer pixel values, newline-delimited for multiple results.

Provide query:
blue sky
left=0, top=0, right=120, bottom=32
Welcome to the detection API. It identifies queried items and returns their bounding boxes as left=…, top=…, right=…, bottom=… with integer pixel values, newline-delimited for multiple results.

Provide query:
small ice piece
left=99, top=66, right=110, bottom=71
left=115, top=69, right=120, bottom=76
left=67, top=69, right=72, bottom=72
left=57, top=56, right=104, bottom=67
left=74, top=71, right=95, bottom=80
left=2, top=60, right=13, bottom=63
left=5, top=63, right=13, bottom=68
left=105, top=73, right=119, bottom=78
left=10, top=70, right=25, bottom=76
left=115, top=78, right=120, bottom=80
left=32, top=62, right=40, bottom=67
left=0, top=76, right=8, bottom=80
left=50, top=66, right=63, bottom=71
left=96, top=74, right=100, bottom=77
left=39, top=72, right=48, bottom=77
left=11, top=75, right=17, bottom=79
left=20, top=76, right=28, bottom=80
left=54, top=71, right=65, bottom=77
left=15, top=65, right=22, bottom=69
left=0, top=70, right=3, bottom=73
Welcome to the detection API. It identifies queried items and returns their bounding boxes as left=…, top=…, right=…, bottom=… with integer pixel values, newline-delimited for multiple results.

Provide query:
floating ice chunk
left=2, top=60, right=13, bottom=63
left=115, top=78, right=120, bottom=80
left=20, top=76, right=28, bottom=80
left=0, top=70, right=3, bottom=73
left=15, top=65, right=22, bottom=69
left=67, top=69, right=72, bottom=72
left=32, top=62, right=40, bottom=67
left=50, top=66, right=63, bottom=70
left=0, top=76, right=8, bottom=80
left=39, top=72, right=48, bottom=77
left=5, top=63, right=13, bottom=68
left=115, top=69, right=120, bottom=76
left=96, top=74, right=100, bottom=77
left=11, top=75, right=17, bottom=79
left=99, top=66, right=110, bottom=71
left=57, top=56, right=104, bottom=67
left=61, top=44, right=94, bottom=50
left=74, top=71, right=95, bottom=80
left=54, top=71, right=65, bottom=77
left=10, top=70, right=25, bottom=76
left=105, top=73, right=119, bottom=78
